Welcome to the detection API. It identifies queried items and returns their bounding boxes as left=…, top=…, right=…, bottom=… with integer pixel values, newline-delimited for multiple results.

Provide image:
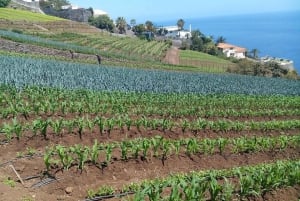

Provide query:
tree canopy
left=177, top=19, right=185, bottom=30
left=116, top=17, right=127, bottom=34
left=88, top=15, right=115, bottom=32
left=0, top=0, right=11, bottom=7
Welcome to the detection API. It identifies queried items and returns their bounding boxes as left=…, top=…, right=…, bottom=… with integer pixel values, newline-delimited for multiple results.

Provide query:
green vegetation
left=1, top=55, right=300, bottom=94
left=87, top=160, right=300, bottom=200
left=0, top=8, right=64, bottom=21
left=179, top=50, right=235, bottom=72
left=0, top=0, right=10, bottom=7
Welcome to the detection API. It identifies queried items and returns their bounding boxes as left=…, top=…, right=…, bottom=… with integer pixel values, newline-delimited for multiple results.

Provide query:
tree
left=216, top=36, right=226, bottom=44
left=88, top=15, right=115, bottom=32
left=190, top=30, right=204, bottom=51
left=177, top=18, right=185, bottom=30
left=250, top=48, right=260, bottom=59
left=0, top=0, right=11, bottom=7
left=116, top=17, right=127, bottom=34
left=40, top=0, right=70, bottom=10
left=87, top=7, right=94, bottom=17
left=130, top=19, right=136, bottom=27
left=132, top=23, right=146, bottom=35
left=145, top=20, right=154, bottom=32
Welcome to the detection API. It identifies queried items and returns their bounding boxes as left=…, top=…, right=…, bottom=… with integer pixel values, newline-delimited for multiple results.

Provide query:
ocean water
left=157, top=11, right=300, bottom=72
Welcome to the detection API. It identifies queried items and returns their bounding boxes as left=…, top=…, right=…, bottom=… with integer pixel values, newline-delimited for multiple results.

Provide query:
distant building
left=217, top=43, right=247, bottom=59
left=159, top=25, right=192, bottom=39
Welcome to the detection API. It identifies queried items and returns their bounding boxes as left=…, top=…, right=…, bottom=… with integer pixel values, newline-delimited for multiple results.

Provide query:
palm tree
left=177, top=19, right=185, bottom=30
left=116, top=17, right=127, bottom=34
left=216, top=36, right=226, bottom=44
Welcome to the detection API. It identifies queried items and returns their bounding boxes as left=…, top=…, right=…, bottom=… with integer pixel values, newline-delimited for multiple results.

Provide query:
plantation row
left=86, top=160, right=300, bottom=200
left=46, top=33, right=170, bottom=61
left=1, top=117, right=300, bottom=141
left=1, top=55, right=299, bottom=95
left=44, top=134, right=300, bottom=171
left=0, top=30, right=168, bottom=64
left=2, top=85, right=300, bottom=109
left=1, top=86, right=300, bottom=119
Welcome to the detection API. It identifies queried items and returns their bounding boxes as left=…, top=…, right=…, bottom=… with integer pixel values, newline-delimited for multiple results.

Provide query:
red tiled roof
left=217, top=43, right=247, bottom=53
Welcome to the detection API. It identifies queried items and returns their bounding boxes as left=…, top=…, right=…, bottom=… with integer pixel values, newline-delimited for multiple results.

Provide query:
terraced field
left=0, top=8, right=101, bottom=34
left=0, top=54, right=299, bottom=200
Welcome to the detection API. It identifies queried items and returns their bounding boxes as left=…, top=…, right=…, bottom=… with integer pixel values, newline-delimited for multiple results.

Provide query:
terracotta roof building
left=217, top=43, right=247, bottom=59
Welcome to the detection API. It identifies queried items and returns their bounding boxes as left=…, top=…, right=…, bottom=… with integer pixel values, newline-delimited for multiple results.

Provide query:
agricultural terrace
left=0, top=8, right=101, bottom=34
left=0, top=30, right=177, bottom=70
left=179, top=50, right=236, bottom=73
left=0, top=8, right=64, bottom=22
left=0, top=49, right=300, bottom=200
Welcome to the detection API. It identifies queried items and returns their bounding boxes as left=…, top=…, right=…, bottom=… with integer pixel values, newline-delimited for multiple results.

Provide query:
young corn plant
left=180, top=119, right=189, bottom=134
left=161, top=140, right=173, bottom=166
left=105, top=144, right=113, bottom=163
left=216, top=138, right=228, bottom=156
left=221, top=177, right=234, bottom=201
left=208, top=175, right=222, bottom=201
left=151, top=136, right=163, bottom=157
left=91, top=140, right=100, bottom=165
left=141, top=138, right=151, bottom=160
left=94, top=116, right=105, bottom=135
left=51, top=118, right=64, bottom=136
left=2, top=123, right=13, bottom=141
left=120, top=141, right=129, bottom=161
left=70, top=144, right=90, bottom=171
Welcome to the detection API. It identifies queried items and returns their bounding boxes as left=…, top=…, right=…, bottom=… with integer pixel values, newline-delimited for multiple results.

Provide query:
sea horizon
left=156, top=10, right=300, bottom=73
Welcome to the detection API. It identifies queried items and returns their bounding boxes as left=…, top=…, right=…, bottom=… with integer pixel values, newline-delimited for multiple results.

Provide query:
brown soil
left=1, top=124, right=299, bottom=201
left=163, top=46, right=179, bottom=65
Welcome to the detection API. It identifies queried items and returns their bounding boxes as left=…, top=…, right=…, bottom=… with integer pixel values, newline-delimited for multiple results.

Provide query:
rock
left=65, top=187, right=73, bottom=194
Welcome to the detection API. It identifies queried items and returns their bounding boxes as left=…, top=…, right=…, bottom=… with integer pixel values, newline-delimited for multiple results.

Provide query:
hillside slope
left=0, top=8, right=101, bottom=34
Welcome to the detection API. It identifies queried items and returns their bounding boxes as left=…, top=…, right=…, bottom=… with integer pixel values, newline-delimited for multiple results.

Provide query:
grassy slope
left=0, top=8, right=64, bottom=22
left=180, top=50, right=232, bottom=64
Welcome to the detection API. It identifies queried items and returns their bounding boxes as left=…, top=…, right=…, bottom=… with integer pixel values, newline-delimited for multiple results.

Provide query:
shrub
left=0, top=0, right=11, bottom=7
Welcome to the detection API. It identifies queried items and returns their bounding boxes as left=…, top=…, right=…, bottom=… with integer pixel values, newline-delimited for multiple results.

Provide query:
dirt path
left=163, top=46, right=179, bottom=65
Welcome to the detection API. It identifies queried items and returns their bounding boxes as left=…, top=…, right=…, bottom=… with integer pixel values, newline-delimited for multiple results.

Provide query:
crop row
left=44, top=134, right=300, bottom=171
left=1, top=55, right=299, bottom=95
left=2, top=103, right=299, bottom=120
left=1, top=87, right=300, bottom=119
left=1, top=117, right=300, bottom=141
left=85, top=159, right=300, bottom=200
left=2, top=85, right=300, bottom=110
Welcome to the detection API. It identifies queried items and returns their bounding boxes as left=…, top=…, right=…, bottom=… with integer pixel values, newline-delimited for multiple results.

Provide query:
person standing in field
left=96, top=54, right=102, bottom=65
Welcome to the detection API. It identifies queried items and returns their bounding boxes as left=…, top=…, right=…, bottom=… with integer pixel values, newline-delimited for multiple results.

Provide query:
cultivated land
left=0, top=8, right=300, bottom=201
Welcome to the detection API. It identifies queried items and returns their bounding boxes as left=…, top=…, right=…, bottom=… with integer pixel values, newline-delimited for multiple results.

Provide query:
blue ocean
left=157, top=11, right=300, bottom=72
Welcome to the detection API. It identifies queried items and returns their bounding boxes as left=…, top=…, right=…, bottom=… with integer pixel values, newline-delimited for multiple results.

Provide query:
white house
left=217, top=43, right=247, bottom=59
left=160, top=25, right=192, bottom=39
